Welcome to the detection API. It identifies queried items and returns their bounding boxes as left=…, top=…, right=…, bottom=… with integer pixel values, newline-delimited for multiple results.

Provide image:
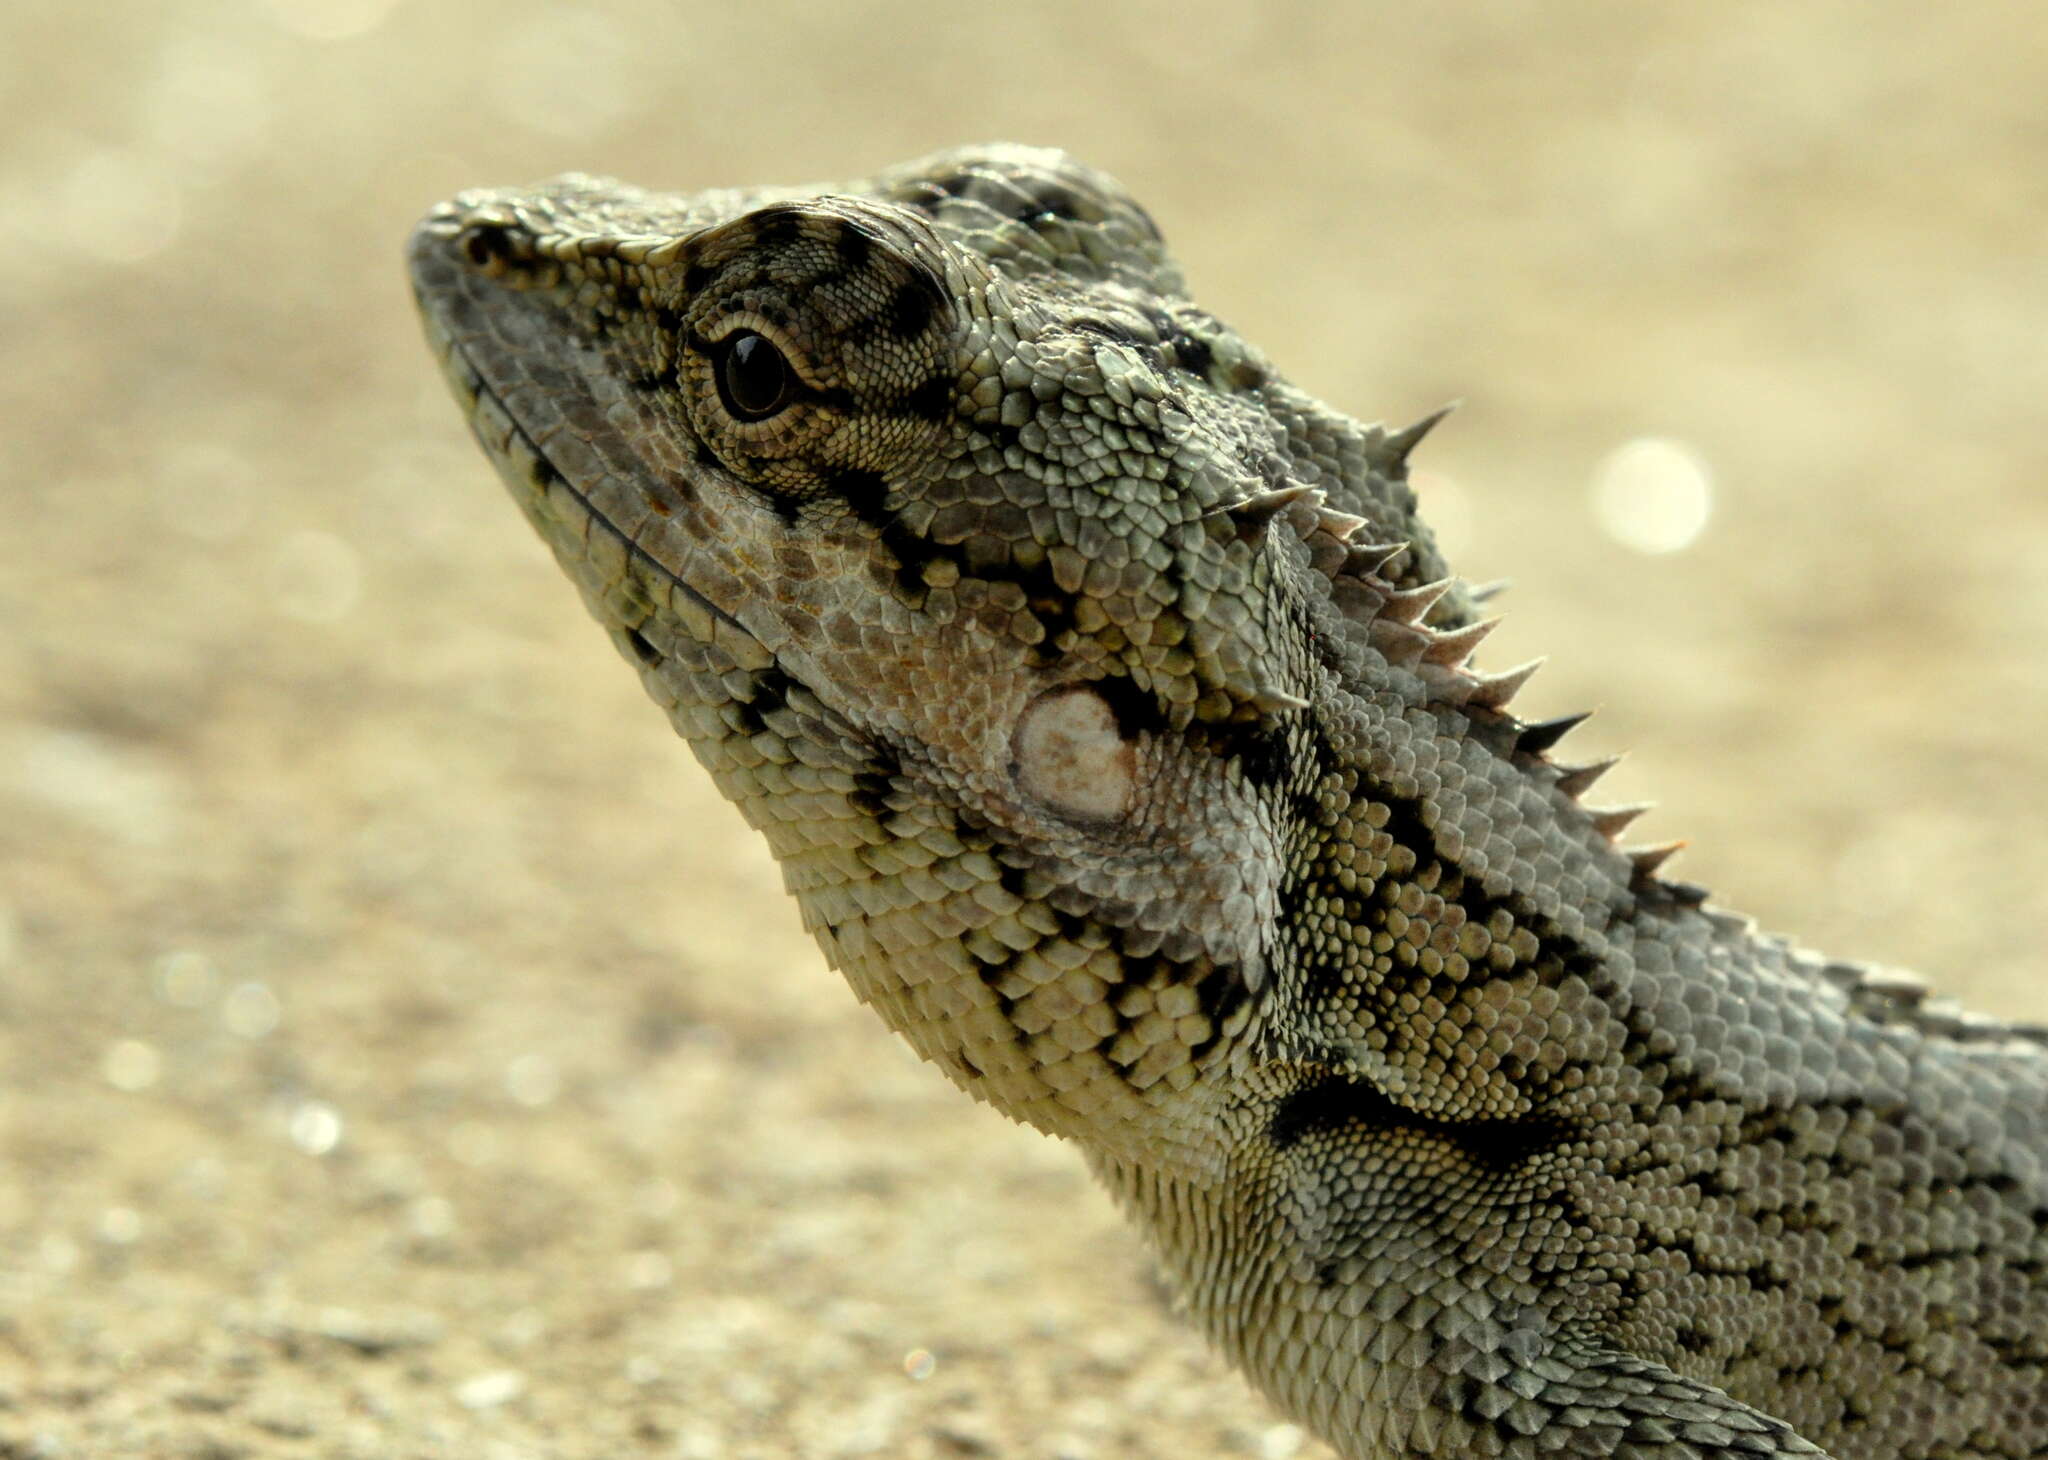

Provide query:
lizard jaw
left=408, top=206, right=799, bottom=683
left=413, top=292, right=755, bottom=653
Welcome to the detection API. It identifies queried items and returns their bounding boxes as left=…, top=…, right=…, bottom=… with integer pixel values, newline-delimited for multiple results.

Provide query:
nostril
left=459, top=222, right=516, bottom=270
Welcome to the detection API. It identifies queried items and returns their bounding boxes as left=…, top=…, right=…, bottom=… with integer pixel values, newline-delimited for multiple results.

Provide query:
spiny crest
left=1211, top=472, right=1536, bottom=720
left=1362, top=402, right=1458, bottom=475
left=1212, top=417, right=1702, bottom=899
left=1220, top=484, right=1320, bottom=544
left=1553, top=756, right=1621, bottom=798
left=1514, top=712, right=1591, bottom=756
left=1824, top=958, right=2048, bottom=1045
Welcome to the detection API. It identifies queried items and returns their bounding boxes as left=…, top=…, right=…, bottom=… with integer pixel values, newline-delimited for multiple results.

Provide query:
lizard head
left=410, top=145, right=1511, bottom=1164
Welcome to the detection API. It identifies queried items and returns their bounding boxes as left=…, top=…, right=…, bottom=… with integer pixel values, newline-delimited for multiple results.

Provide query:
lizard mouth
left=412, top=272, right=755, bottom=654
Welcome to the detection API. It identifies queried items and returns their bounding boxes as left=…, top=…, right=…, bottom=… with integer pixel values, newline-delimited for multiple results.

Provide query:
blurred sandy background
left=2, top=3, right=2044, bottom=1456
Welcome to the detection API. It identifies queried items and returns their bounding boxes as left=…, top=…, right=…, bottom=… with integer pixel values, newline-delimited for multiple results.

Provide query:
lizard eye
left=715, top=331, right=792, bottom=421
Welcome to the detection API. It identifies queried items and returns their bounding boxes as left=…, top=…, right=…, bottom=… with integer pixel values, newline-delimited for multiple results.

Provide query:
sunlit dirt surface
left=3, top=4, right=2044, bottom=1455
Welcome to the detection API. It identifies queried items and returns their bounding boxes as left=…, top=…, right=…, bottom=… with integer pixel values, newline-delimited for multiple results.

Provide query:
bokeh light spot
left=289, top=1101, right=344, bottom=1156
left=102, top=1039, right=162, bottom=1092
left=1590, top=437, right=1714, bottom=555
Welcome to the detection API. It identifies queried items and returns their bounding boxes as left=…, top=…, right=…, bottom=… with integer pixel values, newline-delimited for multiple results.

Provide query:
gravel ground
left=3, top=4, right=2044, bottom=1456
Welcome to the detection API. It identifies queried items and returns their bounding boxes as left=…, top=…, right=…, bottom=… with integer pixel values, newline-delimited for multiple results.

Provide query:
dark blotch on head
left=822, top=466, right=891, bottom=524
left=822, top=466, right=953, bottom=601
left=752, top=207, right=802, bottom=248
left=834, top=224, right=872, bottom=272
left=1219, top=721, right=1292, bottom=790
left=682, top=262, right=716, bottom=297
left=897, top=375, right=954, bottom=422
left=1089, top=675, right=1171, bottom=739
left=887, top=280, right=936, bottom=339
left=1019, top=187, right=1078, bottom=223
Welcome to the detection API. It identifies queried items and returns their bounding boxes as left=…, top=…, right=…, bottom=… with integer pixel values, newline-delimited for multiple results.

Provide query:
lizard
left=407, top=144, right=2048, bottom=1459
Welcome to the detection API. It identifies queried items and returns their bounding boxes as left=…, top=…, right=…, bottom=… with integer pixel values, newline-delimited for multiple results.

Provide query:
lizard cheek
left=1010, top=686, right=1136, bottom=824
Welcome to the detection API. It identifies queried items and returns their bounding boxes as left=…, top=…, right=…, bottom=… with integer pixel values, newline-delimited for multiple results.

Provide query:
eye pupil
left=719, top=332, right=790, bottom=420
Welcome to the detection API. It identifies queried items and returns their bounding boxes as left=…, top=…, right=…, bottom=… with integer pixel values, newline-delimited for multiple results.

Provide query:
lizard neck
left=1084, top=1143, right=1408, bottom=1459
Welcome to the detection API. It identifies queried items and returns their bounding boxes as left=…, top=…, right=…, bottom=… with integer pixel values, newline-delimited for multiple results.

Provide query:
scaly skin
left=409, top=145, right=2048, bottom=1459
